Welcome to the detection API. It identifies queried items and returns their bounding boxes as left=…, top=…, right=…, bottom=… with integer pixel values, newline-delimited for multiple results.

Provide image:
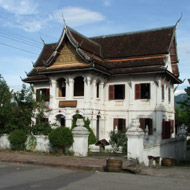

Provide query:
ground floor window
left=113, top=118, right=126, bottom=133
left=139, top=118, right=153, bottom=135
left=56, top=114, right=66, bottom=127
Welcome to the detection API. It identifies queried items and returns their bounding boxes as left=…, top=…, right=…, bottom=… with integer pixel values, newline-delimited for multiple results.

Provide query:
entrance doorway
left=96, top=115, right=100, bottom=141
left=56, top=114, right=65, bottom=126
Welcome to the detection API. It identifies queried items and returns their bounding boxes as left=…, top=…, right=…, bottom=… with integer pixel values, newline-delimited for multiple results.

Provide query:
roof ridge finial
left=62, top=14, right=67, bottom=29
left=40, top=36, right=45, bottom=45
left=175, top=13, right=183, bottom=28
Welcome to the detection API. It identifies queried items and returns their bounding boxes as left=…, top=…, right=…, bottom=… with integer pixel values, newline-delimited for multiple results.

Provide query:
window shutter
left=162, top=119, right=165, bottom=139
left=58, top=81, right=62, bottom=97
left=122, top=119, right=126, bottom=132
left=149, top=119, right=153, bottom=135
left=170, top=120, right=174, bottom=133
left=122, top=85, right=125, bottom=99
left=36, top=89, right=40, bottom=101
left=46, top=89, right=50, bottom=101
left=109, top=85, right=114, bottom=100
left=135, top=84, right=141, bottom=99
left=139, top=118, right=145, bottom=132
left=113, top=118, right=119, bottom=130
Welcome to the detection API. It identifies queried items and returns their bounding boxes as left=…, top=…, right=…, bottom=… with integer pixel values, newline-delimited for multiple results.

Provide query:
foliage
left=177, top=79, right=190, bottom=132
left=84, top=118, right=96, bottom=145
left=27, top=135, right=37, bottom=150
left=10, top=84, right=35, bottom=133
left=72, top=114, right=96, bottom=145
left=0, top=78, right=13, bottom=134
left=8, top=129, right=27, bottom=150
left=109, top=130, right=128, bottom=153
left=31, top=122, right=52, bottom=135
left=48, top=126, right=73, bottom=152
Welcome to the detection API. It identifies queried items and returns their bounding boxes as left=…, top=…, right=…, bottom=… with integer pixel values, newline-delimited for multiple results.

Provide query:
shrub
left=48, top=126, right=73, bottom=153
left=84, top=118, right=96, bottom=145
left=8, top=129, right=27, bottom=150
left=31, top=122, right=52, bottom=135
left=109, top=130, right=128, bottom=153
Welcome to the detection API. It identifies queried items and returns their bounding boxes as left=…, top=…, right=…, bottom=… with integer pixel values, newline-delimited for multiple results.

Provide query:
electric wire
left=0, top=42, right=39, bottom=55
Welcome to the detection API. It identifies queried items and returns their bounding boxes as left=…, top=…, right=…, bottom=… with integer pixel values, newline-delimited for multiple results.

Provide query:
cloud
left=174, top=89, right=185, bottom=96
left=103, top=0, right=112, bottom=7
left=50, top=7, right=105, bottom=27
left=0, top=0, right=38, bottom=15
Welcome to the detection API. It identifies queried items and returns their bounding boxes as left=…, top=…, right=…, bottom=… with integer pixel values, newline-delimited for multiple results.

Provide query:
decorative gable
left=53, top=42, right=84, bottom=66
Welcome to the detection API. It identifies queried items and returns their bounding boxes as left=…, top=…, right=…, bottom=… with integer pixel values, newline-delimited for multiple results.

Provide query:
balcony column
left=92, top=79, right=97, bottom=101
left=99, top=82, right=104, bottom=102
left=66, top=78, right=74, bottom=100
left=49, top=78, right=57, bottom=109
left=84, top=77, right=91, bottom=103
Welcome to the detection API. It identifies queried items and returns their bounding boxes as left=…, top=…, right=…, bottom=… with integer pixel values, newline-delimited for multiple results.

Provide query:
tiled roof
left=23, top=25, right=180, bottom=84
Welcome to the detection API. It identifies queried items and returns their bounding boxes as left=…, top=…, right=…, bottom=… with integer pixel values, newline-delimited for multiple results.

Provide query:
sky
left=0, top=0, right=189, bottom=95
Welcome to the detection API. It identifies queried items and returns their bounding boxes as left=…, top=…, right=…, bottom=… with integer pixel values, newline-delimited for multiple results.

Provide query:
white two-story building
left=23, top=24, right=181, bottom=141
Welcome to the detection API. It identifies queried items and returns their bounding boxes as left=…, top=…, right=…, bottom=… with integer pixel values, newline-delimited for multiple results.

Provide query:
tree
left=0, top=77, right=13, bottom=134
left=177, top=79, right=190, bottom=132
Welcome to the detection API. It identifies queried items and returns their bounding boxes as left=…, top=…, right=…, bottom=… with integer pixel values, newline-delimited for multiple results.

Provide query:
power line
left=0, top=33, right=42, bottom=49
left=0, top=42, right=39, bottom=55
left=0, top=27, right=43, bottom=46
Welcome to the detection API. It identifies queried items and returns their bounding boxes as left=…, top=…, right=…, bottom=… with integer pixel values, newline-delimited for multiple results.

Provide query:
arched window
left=74, top=76, right=84, bottom=96
left=58, top=78, right=66, bottom=97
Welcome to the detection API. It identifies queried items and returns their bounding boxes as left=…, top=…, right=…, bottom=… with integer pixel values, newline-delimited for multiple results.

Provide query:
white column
left=49, top=79, right=57, bottom=109
left=99, top=82, right=104, bottom=102
left=66, top=78, right=74, bottom=100
left=85, top=77, right=91, bottom=103
left=92, top=79, right=97, bottom=101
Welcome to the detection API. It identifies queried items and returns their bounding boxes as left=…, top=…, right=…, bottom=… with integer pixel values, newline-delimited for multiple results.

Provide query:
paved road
left=0, top=162, right=190, bottom=190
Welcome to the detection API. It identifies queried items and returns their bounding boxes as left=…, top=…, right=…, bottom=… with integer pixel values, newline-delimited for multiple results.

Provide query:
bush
left=8, top=130, right=27, bottom=150
left=31, top=122, right=52, bottom=135
left=48, top=126, right=73, bottom=153
left=109, top=130, right=128, bottom=153
left=84, top=118, right=96, bottom=145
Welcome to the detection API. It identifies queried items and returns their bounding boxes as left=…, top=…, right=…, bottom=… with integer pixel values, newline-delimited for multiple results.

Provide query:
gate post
left=72, top=119, right=90, bottom=156
left=126, top=119, right=144, bottom=163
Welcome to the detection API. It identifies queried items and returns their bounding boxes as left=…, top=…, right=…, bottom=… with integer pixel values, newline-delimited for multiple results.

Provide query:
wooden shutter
left=113, top=118, right=119, bottom=130
left=149, top=119, right=153, bottom=135
left=46, top=89, right=50, bottom=101
left=139, top=118, right=145, bottom=132
left=162, top=119, right=165, bottom=139
left=58, top=80, right=62, bottom=97
left=122, top=119, right=126, bottom=132
left=109, top=85, right=114, bottom=100
left=135, top=84, right=141, bottom=99
left=36, top=89, right=40, bottom=101
left=122, top=85, right=125, bottom=99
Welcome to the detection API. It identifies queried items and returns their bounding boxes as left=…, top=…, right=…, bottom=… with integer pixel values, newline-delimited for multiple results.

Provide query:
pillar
left=72, top=119, right=90, bottom=156
left=49, top=78, right=57, bottom=109
left=66, top=78, right=74, bottom=100
left=126, top=119, right=144, bottom=163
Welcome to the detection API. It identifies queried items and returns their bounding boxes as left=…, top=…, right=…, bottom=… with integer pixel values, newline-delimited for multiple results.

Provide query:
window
left=135, top=83, right=150, bottom=99
left=139, top=118, right=153, bottom=135
left=74, top=76, right=84, bottom=96
left=96, top=82, right=100, bottom=98
left=58, top=78, right=66, bottom=97
left=161, top=84, right=165, bottom=101
left=109, top=85, right=125, bottom=100
left=113, top=118, right=126, bottom=133
left=36, top=88, right=50, bottom=101
left=168, top=88, right=171, bottom=103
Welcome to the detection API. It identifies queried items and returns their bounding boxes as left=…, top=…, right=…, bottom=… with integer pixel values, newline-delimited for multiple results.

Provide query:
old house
left=23, top=24, right=181, bottom=142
